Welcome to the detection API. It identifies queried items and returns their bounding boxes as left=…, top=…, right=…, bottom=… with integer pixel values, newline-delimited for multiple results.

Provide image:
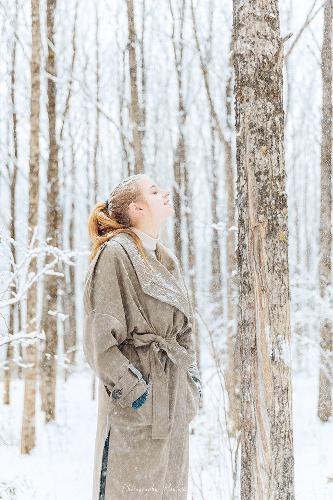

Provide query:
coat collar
left=109, top=232, right=193, bottom=322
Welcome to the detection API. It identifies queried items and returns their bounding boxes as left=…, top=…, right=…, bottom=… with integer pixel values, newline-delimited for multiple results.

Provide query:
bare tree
left=318, top=0, right=332, bottom=422
left=21, top=0, right=41, bottom=454
left=60, top=1, right=79, bottom=380
left=3, top=0, right=19, bottom=406
left=40, top=0, right=60, bottom=423
left=126, top=0, right=144, bottom=173
left=233, top=0, right=295, bottom=497
left=92, top=2, right=100, bottom=201
left=169, top=0, right=186, bottom=262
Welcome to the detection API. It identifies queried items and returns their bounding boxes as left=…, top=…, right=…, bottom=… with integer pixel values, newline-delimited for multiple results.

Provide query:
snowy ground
left=1, top=358, right=332, bottom=500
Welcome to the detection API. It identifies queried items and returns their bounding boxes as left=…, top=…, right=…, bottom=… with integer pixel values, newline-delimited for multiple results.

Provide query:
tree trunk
left=93, top=2, right=100, bottom=201
left=40, top=0, right=60, bottom=424
left=21, top=0, right=41, bottom=454
left=4, top=0, right=19, bottom=407
left=233, top=0, right=295, bottom=497
left=126, top=0, right=144, bottom=174
left=318, top=0, right=332, bottom=422
left=63, top=128, right=77, bottom=379
left=209, top=122, right=223, bottom=306
left=169, top=0, right=185, bottom=263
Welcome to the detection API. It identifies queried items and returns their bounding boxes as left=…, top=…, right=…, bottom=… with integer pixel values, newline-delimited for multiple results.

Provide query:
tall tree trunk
left=120, top=48, right=131, bottom=176
left=140, top=0, right=146, bottom=131
left=93, top=2, right=100, bottom=201
left=40, top=0, right=60, bottom=424
left=60, top=0, right=78, bottom=380
left=233, top=1, right=295, bottom=498
left=169, top=0, right=185, bottom=263
left=21, top=0, right=41, bottom=454
left=4, top=0, right=19, bottom=406
left=66, top=141, right=77, bottom=370
left=318, top=0, right=332, bottom=422
left=61, top=135, right=77, bottom=380
left=126, top=0, right=144, bottom=173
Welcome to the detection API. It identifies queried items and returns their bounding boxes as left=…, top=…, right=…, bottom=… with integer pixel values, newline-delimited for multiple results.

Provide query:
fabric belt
left=126, top=332, right=193, bottom=439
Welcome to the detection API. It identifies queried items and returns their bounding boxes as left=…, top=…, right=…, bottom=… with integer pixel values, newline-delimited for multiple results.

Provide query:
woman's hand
left=131, top=390, right=148, bottom=409
left=131, top=381, right=152, bottom=410
left=191, top=375, right=203, bottom=401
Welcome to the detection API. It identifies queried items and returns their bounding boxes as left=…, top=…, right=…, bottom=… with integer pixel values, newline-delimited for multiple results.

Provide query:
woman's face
left=132, top=176, right=174, bottom=224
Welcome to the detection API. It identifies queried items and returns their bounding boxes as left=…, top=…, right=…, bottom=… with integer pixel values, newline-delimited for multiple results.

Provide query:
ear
left=128, top=200, right=144, bottom=214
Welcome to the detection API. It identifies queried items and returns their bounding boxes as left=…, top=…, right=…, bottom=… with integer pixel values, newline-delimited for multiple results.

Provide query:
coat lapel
left=110, top=232, right=193, bottom=322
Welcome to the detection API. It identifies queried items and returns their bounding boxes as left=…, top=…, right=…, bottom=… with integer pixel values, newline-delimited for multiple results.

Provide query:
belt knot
left=128, top=331, right=193, bottom=439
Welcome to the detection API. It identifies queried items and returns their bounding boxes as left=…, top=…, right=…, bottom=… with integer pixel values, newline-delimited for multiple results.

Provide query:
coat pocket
left=186, top=372, right=200, bottom=423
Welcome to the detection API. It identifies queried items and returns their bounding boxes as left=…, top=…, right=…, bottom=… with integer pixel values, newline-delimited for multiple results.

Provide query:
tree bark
left=169, top=0, right=186, bottom=264
left=40, top=0, right=60, bottom=424
left=233, top=1, right=295, bottom=497
left=21, top=0, right=41, bottom=454
left=126, top=0, right=144, bottom=174
left=4, top=0, right=19, bottom=407
left=318, top=0, right=332, bottom=422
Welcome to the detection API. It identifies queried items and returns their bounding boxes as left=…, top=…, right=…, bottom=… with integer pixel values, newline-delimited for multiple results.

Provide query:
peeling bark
left=233, top=1, right=295, bottom=498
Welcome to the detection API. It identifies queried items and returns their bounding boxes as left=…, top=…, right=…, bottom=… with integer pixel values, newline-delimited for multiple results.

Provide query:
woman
left=83, top=173, right=202, bottom=499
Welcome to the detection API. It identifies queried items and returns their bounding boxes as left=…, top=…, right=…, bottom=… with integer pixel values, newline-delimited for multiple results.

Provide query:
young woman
left=83, top=173, right=202, bottom=499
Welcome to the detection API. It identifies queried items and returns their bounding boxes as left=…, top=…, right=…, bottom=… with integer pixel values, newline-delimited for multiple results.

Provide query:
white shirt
left=130, top=227, right=159, bottom=259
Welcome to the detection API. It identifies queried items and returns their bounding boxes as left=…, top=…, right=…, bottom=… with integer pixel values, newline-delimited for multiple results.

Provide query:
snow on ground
left=0, top=360, right=333, bottom=499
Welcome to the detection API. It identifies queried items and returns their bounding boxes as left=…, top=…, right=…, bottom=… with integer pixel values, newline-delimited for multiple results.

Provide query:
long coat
left=82, top=232, right=201, bottom=500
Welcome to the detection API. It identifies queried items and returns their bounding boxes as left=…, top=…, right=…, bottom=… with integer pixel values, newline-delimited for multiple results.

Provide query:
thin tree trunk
left=233, top=0, right=295, bottom=497
left=126, top=0, right=144, bottom=173
left=93, top=2, right=100, bottom=201
left=66, top=139, right=77, bottom=369
left=40, top=0, right=60, bottom=424
left=209, top=122, right=223, bottom=304
left=4, top=0, right=19, bottom=406
left=60, top=4, right=78, bottom=377
left=140, top=0, right=146, bottom=131
left=61, top=143, right=77, bottom=380
left=206, top=2, right=223, bottom=306
left=120, top=48, right=131, bottom=176
left=169, top=0, right=185, bottom=263
left=318, top=0, right=332, bottom=422
left=21, top=0, right=41, bottom=454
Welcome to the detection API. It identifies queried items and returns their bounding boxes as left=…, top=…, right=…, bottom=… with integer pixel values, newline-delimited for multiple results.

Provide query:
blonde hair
left=87, top=174, right=158, bottom=264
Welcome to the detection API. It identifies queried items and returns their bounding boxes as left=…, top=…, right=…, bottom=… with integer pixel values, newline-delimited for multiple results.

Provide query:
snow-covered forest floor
left=1, top=351, right=332, bottom=499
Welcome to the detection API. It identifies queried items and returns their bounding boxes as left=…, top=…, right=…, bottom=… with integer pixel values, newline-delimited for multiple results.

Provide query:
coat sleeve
left=83, top=242, right=148, bottom=408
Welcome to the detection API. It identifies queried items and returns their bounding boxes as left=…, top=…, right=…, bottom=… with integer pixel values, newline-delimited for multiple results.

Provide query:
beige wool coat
left=82, top=232, right=201, bottom=500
